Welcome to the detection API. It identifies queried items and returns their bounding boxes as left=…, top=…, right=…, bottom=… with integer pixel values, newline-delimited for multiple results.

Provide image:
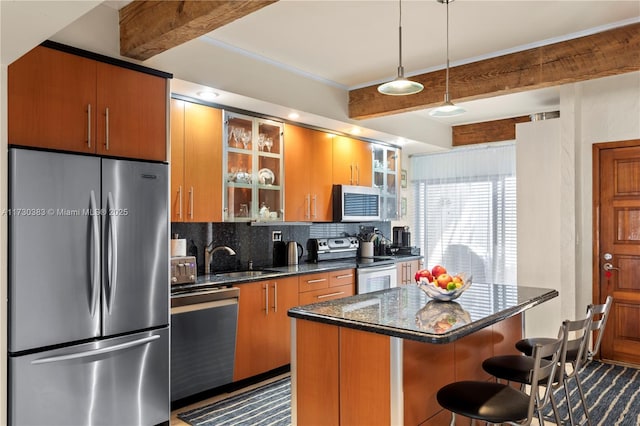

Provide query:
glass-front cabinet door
left=372, top=144, right=399, bottom=220
left=223, top=111, right=283, bottom=222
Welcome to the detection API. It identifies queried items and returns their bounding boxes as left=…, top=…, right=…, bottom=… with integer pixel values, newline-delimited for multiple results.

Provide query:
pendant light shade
left=429, top=0, right=465, bottom=117
left=378, top=0, right=424, bottom=96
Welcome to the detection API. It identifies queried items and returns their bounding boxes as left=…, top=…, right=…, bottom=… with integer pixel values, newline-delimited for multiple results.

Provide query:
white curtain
left=410, top=142, right=516, bottom=285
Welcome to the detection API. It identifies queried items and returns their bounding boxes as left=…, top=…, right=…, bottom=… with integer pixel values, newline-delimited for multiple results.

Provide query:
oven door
left=356, top=264, right=398, bottom=294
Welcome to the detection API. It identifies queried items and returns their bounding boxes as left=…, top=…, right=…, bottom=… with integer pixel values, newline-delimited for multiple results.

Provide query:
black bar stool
left=483, top=312, right=592, bottom=426
left=436, top=323, right=566, bottom=426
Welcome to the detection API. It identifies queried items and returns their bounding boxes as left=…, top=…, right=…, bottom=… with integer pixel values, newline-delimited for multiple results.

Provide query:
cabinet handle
left=317, top=291, right=345, bottom=299
left=177, top=186, right=183, bottom=220
left=349, top=164, right=354, bottom=185
left=305, top=194, right=311, bottom=220
left=335, top=274, right=353, bottom=279
left=273, top=282, right=278, bottom=313
left=264, top=283, right=269, bottom=316
left=312, top=194, right=317, bottom=219
left=104, top=107, right=110, bottom=150
left=306, top=278, right=327, bottom=284
left=188, top=186, right=194, bottom=220
left=87, top=104, right=91, bottom=148
left=356, top=163, right=360, bottom=185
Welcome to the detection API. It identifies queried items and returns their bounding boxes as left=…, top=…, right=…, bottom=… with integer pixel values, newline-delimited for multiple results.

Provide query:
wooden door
left=170, top=99, right=185, bottom=222
left=96, top=62, right=166, bottom=161
left=8, top=45, right=96, bottom=153
left=332, top=135, right=357, bottom=185
left=183, top=103, right=222, bottom=222
left=353, top=138, right=373, bottom=186
left=234, top=281, right=270, bottom=381
left=309, top=130, right=334, bottom=221
left=284, top=124, right=312, bottom=221
left=268, top=277, right=299, bottom=369
left=594, top=140, right=640, bottom=365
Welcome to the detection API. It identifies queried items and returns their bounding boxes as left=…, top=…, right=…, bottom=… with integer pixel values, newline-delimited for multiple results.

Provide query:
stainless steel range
left=308, top=237, right=398, bottom=294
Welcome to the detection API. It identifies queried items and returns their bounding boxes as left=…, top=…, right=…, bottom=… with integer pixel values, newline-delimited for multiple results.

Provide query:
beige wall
left=514, top=72, right=640, bottom=338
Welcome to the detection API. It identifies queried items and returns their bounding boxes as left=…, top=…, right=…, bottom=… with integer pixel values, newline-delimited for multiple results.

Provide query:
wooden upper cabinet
left=332, top=135, right=372, bottom=187
left=96, top=62, right=167, bottom=161
left=284, top=124, right=333, bottom=222
left=284, top=124, right=311, bottom=221
left=170, top=99, right=223, bottom=222
left=9, top=46, right=96, bottom=153
left=170, top=99, right=186, bottom=222
left=8, top=45, right=168, bottom=161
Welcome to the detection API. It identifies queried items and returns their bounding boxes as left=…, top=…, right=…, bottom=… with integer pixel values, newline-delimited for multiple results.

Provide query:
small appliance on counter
left=171, top=256, right=197, bottom=285
left=392, top=226, right=411, bottom=247
left=287, top=241, right=304, bottom=265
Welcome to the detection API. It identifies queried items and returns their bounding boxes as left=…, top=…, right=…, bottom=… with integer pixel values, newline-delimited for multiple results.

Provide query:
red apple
left=431, top=265, right=447, bottom=278
left=436, top=273, right=453, bottom=289
left=415, top=269, right=433, bottom=283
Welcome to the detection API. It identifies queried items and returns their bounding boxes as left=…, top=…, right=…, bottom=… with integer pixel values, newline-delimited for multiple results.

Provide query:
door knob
left=603, top=262, right=619, bottom=271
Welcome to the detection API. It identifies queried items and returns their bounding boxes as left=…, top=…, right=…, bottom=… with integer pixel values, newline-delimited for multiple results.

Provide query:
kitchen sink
left=211, top=270, right=278, bottom=279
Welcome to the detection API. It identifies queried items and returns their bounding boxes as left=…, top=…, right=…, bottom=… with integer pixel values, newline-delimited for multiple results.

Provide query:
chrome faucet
left=204, top=243, right=236, bottom=274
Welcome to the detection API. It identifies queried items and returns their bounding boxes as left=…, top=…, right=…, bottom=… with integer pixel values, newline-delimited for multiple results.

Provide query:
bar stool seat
left=437, top=381, right=531, bottom=424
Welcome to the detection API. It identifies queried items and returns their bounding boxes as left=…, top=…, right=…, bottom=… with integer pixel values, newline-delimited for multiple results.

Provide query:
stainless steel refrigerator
left=8, top=148, right=169, bottom=425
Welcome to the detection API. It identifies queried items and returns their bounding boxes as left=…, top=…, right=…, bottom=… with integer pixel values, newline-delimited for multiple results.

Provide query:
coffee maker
left=392, top=226, right=411, bottom=247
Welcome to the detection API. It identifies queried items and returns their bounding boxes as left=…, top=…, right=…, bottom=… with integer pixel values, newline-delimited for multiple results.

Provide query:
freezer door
left=101, top=159, right=169, bottom=335
left=9, top=328, right=169, bottom=426
left=9, top=149, right=101, bottom=353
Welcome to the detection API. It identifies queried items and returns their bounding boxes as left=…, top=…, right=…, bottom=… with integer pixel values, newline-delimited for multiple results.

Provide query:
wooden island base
left=291, top=314, right=522, bottom=426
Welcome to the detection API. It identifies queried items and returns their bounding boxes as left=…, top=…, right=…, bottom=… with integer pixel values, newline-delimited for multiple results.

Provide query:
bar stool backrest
left=587, top=295, right=613, bottom=361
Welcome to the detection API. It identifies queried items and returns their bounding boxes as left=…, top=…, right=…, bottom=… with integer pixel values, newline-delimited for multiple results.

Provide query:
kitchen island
left=288, top=283, right=558, bottom=426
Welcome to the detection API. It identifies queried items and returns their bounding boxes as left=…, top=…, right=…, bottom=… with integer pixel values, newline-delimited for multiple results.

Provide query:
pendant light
left=378, top=0, right=424, bottom=96
left=429, top=0, right=465, bottom=117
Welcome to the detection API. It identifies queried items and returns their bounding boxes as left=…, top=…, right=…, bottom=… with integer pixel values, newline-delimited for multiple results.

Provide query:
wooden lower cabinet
left=397, top=259, right=421, bottom=285
left=298, top=269, right=355, bottom=305
left=234, top=276, right=298, bottom=381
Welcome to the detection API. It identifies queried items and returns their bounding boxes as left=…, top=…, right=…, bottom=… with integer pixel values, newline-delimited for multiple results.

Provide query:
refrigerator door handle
left=30, top=334, right=160, bottom=365
left=106, top=191, right=118, bottom=313
left=89, top=190, right=100, bottom=317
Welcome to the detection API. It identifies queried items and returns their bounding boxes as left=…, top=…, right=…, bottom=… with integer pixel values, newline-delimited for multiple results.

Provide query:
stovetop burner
left=357, top=256, right=397, bottom=268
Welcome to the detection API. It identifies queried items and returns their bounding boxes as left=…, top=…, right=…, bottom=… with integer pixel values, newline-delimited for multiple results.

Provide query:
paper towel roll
left=361, top=241, right=374, bottom=258
left=171, top=239, right=187, bottom=257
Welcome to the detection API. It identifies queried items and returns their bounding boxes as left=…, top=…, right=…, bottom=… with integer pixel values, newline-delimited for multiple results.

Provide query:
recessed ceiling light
left=288, top=112, right=300, bottom=120
left=196, top=90, right=219, bottom=101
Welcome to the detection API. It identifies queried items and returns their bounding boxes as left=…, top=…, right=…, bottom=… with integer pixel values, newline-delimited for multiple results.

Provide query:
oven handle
left=359, top=264, right=397, bottom=273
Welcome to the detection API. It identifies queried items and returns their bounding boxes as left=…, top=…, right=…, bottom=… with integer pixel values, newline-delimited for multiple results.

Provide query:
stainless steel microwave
left=333, top=184, right=381, bottom=222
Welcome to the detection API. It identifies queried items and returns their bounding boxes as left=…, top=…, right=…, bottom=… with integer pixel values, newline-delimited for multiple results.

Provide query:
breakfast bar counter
left=288, top=284, right=558, bottom=426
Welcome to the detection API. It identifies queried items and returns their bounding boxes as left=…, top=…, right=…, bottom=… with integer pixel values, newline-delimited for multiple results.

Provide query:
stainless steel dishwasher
left=170, top=285, right=240, bottom=402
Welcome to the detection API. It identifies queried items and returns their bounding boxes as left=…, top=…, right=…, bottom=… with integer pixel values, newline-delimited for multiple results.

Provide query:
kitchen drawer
left=329, top=269, right=355, bottom=288
left=298, top=272, right=329, bottom=292
left=299, top=284, right=354, bottom=305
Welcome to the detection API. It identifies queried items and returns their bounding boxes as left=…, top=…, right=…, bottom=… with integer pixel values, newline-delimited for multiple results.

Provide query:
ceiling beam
left=452, top=116, right=531, bottom=147
left=119, top=0, right=277, bottom=61
left=349, top=22, right=640, bottom=120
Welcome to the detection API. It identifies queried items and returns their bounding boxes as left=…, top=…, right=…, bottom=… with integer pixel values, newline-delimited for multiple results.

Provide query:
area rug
left=178, top=361, right=639, bottom=426
left=177, top=377, right=291, bottom=426
left=543, top=360, right=640, bottom=425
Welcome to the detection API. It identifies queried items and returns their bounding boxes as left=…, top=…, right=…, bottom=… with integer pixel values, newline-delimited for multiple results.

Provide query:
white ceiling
left=200, top=0, right=639, bottom=124
left=4, top=1, right=640, bottom=150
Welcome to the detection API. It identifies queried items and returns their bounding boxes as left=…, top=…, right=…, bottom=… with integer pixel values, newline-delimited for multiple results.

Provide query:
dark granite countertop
left=172, top=255, right=423, bottom=295
left=288, top=283, right=558, bottom=344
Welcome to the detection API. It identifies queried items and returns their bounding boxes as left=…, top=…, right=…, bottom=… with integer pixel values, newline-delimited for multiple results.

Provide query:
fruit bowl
left=416, top=272, right=472, bottom=301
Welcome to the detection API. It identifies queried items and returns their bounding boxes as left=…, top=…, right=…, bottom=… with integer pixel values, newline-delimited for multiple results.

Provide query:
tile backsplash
left=171, top=221, right=391, bottom=275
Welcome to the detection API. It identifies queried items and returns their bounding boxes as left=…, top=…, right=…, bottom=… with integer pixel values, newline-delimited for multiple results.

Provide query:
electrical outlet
left=272, top=231, right=282, bottom=242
